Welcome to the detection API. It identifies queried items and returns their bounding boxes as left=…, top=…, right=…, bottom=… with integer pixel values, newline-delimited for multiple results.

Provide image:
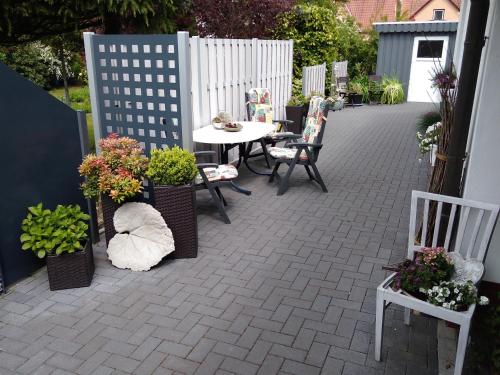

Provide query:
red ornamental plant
left=79, top=133, right=148, bottom=203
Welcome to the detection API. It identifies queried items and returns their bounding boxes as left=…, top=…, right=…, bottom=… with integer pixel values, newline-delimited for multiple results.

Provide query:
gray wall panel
left=375, top=23, right=457, bottom=97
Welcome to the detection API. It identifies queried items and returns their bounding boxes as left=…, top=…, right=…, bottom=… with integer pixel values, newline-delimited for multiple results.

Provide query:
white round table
left=193, top=121, right=277, bottom=182
left=193, top=121, right=276, bottom=145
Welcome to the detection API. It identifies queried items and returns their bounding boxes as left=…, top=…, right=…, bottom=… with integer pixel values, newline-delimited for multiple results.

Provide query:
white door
left=407, top=36, right=449, bottom=102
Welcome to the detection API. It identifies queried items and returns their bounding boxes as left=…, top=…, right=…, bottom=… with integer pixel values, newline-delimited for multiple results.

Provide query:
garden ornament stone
left=107, top=202, right=174, bottom=271
left=448, top=252, right=484, bottom=284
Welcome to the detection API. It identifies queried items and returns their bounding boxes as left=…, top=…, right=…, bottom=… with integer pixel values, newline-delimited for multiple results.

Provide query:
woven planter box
left=46, top=241, right=94, bottom=291
left=153, top=184, right=198, bottom=258
left=101, top=194, right=142, bottom=245
left=101, top=194, right=121, bottom=246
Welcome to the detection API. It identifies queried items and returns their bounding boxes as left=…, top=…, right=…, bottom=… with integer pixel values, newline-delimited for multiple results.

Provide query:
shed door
left=407, top=36, right=449, bottom=102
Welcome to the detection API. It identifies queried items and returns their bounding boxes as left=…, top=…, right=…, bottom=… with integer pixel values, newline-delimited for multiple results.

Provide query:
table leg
left=242, top=142, right=273, bottom=176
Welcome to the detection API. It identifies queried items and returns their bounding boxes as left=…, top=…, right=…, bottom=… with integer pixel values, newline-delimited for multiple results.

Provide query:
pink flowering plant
left=393, top=247, right=454, bottom=296
left=79, top=134, right=148, bottom=203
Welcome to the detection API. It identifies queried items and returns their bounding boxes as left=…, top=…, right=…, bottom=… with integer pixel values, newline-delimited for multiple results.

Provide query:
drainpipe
left=441, top=0, right=490, bottom=197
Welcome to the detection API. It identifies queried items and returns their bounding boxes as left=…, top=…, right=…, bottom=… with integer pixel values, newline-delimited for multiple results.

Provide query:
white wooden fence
left=190, top=37, right=294, bottom=129
left=302, top=63, right=326, bottom=96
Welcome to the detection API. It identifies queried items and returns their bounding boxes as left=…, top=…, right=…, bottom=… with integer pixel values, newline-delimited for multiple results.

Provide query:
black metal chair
left=244, top=88, right=294, bottom=168
left=194, top=151, right=250, bottom=224
left=268, top=96, right=329, bottom=195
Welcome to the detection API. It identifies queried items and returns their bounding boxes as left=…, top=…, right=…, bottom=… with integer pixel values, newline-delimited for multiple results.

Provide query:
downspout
left=441, top=0, right=490, bottom=197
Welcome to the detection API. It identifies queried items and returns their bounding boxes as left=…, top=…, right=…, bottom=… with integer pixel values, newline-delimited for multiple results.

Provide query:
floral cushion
left=302, top=96, right=327, bottom=144
left=247, top=88, right=273, bottom=124
left=196, top=164, right=238, bottom=183
left=269, top=147, right=308, bottom=160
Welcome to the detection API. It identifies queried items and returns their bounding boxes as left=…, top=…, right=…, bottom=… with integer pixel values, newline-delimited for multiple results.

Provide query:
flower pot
left=285, top=105, right=304, bottom=134
left=153, top=184, right=198, bottom=258
left=348, top=93, right=363, bottom=106
left=46, top=241, right=94, bottom=291
left=101, top=194, right=120, bottom=246
left=101, top=194, right=142, bottom=245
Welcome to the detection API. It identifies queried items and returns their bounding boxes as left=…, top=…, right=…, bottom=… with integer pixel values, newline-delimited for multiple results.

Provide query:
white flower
left=479, top=296, right=489, bottom=306
left=419, top=288, right=427, bottom=294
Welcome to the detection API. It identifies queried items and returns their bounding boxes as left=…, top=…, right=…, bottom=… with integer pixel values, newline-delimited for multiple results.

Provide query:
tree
left=274, top=4, right=377, bottom=85
left=0, top=0, right=189, bottom=45
left=192, top=0, right=295, bottom=38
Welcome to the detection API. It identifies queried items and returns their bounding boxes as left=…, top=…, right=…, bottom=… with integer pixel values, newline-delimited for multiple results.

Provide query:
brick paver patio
left=1, top=103, right=437, bottom=375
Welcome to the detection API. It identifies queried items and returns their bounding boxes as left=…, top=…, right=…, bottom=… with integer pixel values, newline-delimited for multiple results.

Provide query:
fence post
left=83, top=32, right=102, bottom=154
left=177, top=31, right=194, bottom=151
left=76, top=110, right=100, bottom=244
left=190, top=36, right=201, bottom=130
left=251, top=38, right=258, bottom=88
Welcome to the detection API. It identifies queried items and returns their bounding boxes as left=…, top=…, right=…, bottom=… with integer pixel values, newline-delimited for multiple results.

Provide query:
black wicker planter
left=101, top=194, right=142, bottom=245
left=285, top=105, right=304, bottom=134
left=46, top=241, right=94, bottom=291
left=153, top=184, right=198, bottom=258
left=101, top=194, right=121, bottom=246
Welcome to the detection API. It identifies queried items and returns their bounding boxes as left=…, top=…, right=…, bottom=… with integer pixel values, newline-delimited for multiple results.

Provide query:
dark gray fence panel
left=86, top=34, right=186, bottom=156
left=0, top=62, right=88, bottom=289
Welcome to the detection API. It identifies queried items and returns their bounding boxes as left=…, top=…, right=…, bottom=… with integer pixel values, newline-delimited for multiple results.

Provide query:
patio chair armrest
left=273, top=119, right=293, bottom=132
left=196, top=163, right=218, bottom=169
left=194, top=150, right=216, bottom=158
left=279, top=134, right=303, bottom=141
left=273, top=119, right=294, bottom=125
left=285, top=142, right=323, bottom=149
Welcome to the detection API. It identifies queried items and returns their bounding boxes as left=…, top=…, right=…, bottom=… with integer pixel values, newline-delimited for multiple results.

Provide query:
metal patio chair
left=375, top=190, right=499, bottom=375
left=268, top=96, right=329, bottom=195
left=195, top=151, right=250, bottom=224
left=244, top=88, right=294, bottom=168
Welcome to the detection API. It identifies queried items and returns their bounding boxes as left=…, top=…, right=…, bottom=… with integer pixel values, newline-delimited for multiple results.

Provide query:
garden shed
left=374, top=21, right=458, bottom=102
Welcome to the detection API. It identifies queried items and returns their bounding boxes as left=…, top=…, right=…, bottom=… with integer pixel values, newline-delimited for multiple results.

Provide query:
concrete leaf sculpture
left=107, top=202, right=174, bottom=271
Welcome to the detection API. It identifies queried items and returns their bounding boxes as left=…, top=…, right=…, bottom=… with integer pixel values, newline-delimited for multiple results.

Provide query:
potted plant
left=146, top=146, right=199, bottom=258
left=285, top=94, right=307, bottom=134
left=20, top=203, right=94, bottom=291
left=347, top=81, right=365, bottom=106
left=79, top=133, right=148, bottom=245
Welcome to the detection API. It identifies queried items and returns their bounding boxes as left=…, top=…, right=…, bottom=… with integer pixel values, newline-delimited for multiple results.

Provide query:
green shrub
left=20, top=203, right=89, bottom=258
left=349, top=76, right=370, bottom=102
left=381, top=76, right=405, bottom=104
left=147, top=146, right=198, bottom=186
left=274, top=4, right=377, bottom=90
left=0, top=43, right=53, bottom=88
left=417, top=111, right=441, bottom=134
left=287, top=94, right=307, bottom=106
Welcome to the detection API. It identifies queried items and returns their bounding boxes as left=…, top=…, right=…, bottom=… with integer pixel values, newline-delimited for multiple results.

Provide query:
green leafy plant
left=79, top=133, right=149, bottom=203
left=274, top=3, right=378, bottom=93
left=380, top=76, right=405, bottom=104
left=348, top=76, right=369, bottom=102
left=417, top=111, right=442, bottom=134
left=287, top=94, right=307, bottom=107
left=147, top=146, right=198, bottom=186
left=20, top=203, right=89, bottom=258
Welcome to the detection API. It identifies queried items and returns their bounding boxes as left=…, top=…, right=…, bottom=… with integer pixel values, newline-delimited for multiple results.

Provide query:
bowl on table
left=223, top=122, right=242, bottom=132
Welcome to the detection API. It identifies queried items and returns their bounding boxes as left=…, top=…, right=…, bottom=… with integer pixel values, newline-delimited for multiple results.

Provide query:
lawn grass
left=49, top=86, right=95, bottom=152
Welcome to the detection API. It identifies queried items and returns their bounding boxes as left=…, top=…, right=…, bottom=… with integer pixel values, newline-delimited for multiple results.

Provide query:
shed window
left=433, top=9, right=445, bottom=20
left=417, top=40, right=444, bottom=58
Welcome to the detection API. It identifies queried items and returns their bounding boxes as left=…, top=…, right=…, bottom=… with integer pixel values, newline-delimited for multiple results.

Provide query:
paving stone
left=0, top=104, right=436, bottom=375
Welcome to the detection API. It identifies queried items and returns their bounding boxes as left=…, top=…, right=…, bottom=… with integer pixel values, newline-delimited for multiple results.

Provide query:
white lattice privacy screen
left=302, top=63, right=326, bottom=97
left=83, top=32, right=192, bottom=155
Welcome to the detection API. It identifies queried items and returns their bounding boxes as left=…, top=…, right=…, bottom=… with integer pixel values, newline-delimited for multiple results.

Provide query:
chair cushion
left=197, top=164, right=238, bottom=183
left=269, top=147, right=307, bottom=160
left=248, top=88, right=273, bottom=123
left=303, top=96, right=327, bottom=144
